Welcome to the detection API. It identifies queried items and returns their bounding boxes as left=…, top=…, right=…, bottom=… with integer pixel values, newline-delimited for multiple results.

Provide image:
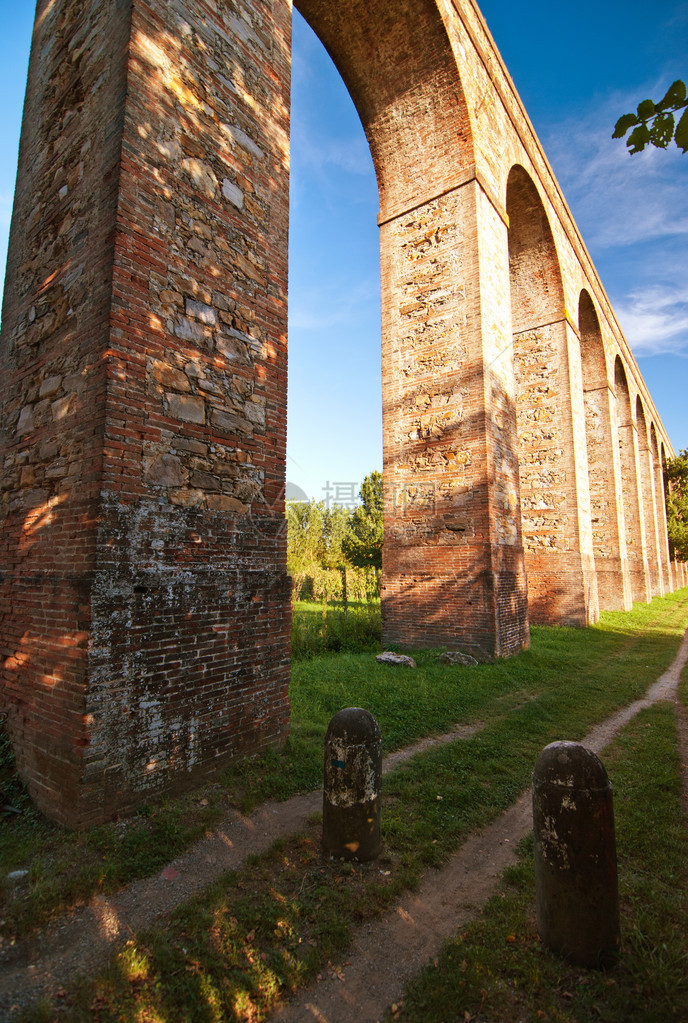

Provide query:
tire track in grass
left=270, top=628, right=688, bottom=1023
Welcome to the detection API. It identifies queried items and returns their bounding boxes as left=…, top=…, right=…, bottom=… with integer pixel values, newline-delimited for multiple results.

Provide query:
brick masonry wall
left=614, top=359, right=652, bottom=604
left=1, top=0, right=293, bottom=827
left=507, top=167, right=597, bottom=626
left=0, top=0, right=133, bottom=823
left=636, top=400, right=663, bottom=597
left=299, top=0, right=529, bottom=657
left=579, top=290, right=632, bottom=611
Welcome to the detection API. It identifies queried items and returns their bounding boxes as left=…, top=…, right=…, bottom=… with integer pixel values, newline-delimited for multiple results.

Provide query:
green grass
left=2, top=592, right=688, bottom=945
left=290, top=598, right=382, bottom=657
left=15, top=590, right=688, bottom=1022
left=224, top=591, right=688, bottom=810
left=388, top=701, right=688, bottom=1022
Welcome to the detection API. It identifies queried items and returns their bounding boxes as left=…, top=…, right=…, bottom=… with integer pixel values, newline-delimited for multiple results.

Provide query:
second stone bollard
left=532, top=741, right=620, bottom=967
left=322, top=708, right=382, bottom=860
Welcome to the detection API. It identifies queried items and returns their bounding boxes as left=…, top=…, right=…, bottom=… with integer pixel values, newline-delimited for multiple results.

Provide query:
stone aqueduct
left=0, top=0, right=684, bottom=826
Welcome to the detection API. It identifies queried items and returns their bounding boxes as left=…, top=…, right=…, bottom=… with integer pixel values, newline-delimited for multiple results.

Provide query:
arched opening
left=636, top=397, right=663, bottom=596
left=614, top=358, right=650, bottom=603
left=0, top=0, right=534, bottom=824
left=287, top=11, right=382, bottom=524
left=651, top=423, right=673, bottom=591
left=295, top=0, right=528, bottom=656
left=507, top=167, right=597, bottom=625
left=578, top=291, right=631, bottom=610
left=661, top=440, right=678, bottom=589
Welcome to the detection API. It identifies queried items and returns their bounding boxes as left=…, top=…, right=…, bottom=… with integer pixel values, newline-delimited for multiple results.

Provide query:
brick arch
left=293, top=2, right=531, bottom=660
left=506, top=165, right=564, bottom=333
left=636, top=396, right=663, bottom=595
left=507, top=168, right=596, bottom=625
left=660, top=439, right=680, bottom=588
left=651, top=423, right=673, bottom=591
left=3, top=0, right=679, bottom=826
left=614, top=359, right=650, bottom=602
left=578, top=292, right=630, bottom=609
left=295, top=0, right=475, bottom=223
left=579, top=290, right=606, bottom=387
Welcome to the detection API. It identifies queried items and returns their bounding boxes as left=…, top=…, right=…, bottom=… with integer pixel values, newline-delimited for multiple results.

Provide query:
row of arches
left=293, top=0, right=681, bottom=645
left=2, top=0, right=683, bottom=825
left=506, top=165, right=676, bottom=623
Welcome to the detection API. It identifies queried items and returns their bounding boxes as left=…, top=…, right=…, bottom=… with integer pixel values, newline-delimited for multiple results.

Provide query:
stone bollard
left=532, top=741, right=620, bottom=967
left=322, top=708, right=382, bottom=861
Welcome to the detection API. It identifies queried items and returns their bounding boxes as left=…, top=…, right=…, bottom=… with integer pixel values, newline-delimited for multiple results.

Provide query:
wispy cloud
left=290, top=116, right=372, bottom=179
left=540, top=83, right=688, bottom=358
left=543, top=87, right=688, bottom=251
left=615, top=285, right=688, bottom=356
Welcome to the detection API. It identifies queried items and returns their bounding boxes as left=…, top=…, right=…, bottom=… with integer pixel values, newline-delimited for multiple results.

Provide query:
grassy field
left=290, top=598, right=381, bottom=657
left=390, top=692, right=688, bottom=1022
left=5, top=588, right=688, bottom=1021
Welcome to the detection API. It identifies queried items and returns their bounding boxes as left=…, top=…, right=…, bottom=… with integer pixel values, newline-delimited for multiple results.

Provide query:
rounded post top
left=325, top=708, right=381, bottom=744
left=533, top=741, right=611, bottom=792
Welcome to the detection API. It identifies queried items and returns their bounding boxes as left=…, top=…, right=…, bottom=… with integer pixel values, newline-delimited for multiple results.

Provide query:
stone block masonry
left=0, top=0, right=678, bottom=825
left=1, top=0, right=293, bottom=827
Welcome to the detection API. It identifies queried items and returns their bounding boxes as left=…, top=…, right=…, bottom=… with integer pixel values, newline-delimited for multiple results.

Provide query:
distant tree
left=321, top=504, right=353, bottom=607
left=664, top=449, right=688, bottom=561
left=286, top=500, right=326, bottom=598
left=613, top=79, right=688, bottom=155
left=342, top=471, right=384, bottom=573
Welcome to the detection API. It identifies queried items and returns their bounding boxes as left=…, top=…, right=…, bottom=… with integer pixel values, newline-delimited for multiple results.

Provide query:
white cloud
left=614, top=285, right=688, bottom=356
left=542, top=87, right=688, bottom=251
left=540, top=84, right=688, bottom=359
left=291, top=116, right=372, bottom=179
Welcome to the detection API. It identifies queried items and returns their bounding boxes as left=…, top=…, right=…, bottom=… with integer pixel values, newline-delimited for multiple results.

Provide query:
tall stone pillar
left=654, top=439, right=674, bottom=594
left=578, top=288, right=632, bottom=613
left=582, top=383, right=632, bottom=610
left=295, top=0, right=530, bottom=659
left=507, top=170, right=596, bottom=627
left=615, top=362, right=650, bottom=605
left=380, top=178, right=529, bottom=658
left=513, top=314, right=599, bottom=626
left=0, top=0, right=293, bottom=826
left=637, top=411, right=664, bottom=597
left=625, top=420, right=652, bottom=603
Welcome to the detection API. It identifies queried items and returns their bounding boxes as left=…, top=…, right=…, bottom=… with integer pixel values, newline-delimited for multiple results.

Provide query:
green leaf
left=657, top=79, right=687, bottom=111
left=637, top=98, right=656, bottom=120
left=612, top=112, right=639, bottom=138
left=627, top=122, right=651, bottom=154
left=675, top=107, right=688, bottom=153
left=649, top=111, right=675, bottom=149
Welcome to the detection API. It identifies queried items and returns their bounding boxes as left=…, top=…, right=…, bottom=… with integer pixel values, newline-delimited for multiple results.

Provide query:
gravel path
left=2, top=631, right=687, bottom=1020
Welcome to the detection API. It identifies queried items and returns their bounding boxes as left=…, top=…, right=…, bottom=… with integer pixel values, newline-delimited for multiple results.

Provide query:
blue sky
left=2, top=2, right=686, bottom=507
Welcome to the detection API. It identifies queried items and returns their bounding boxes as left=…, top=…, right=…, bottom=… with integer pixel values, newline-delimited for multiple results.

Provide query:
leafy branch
left=613, top=79, right=688, bottom=154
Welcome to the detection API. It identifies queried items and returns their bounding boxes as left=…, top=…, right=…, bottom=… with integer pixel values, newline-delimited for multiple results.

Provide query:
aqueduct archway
left=0, top=0, right=678, bottom=825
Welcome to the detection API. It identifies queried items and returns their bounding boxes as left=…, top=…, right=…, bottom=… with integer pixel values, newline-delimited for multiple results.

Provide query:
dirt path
left=271, top=628, right=688, bottom=1023
left=1, top=633, right=687, bottom=1020
left=0, top=725, right=479, bottom=1017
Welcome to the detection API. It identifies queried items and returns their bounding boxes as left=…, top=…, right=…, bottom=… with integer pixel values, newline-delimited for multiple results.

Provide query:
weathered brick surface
left=0, top=0, right=681, bottom=824
left=615, top=359, right=652, bottom=604
left=636, top=400, right=664, bottom=597
left=579, top=291, right=632, bottom=611
left=1, top=0, right=292, bottom=826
